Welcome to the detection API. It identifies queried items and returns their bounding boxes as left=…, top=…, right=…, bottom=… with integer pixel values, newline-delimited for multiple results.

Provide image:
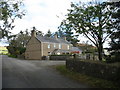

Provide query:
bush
left=7, top=46, right=26, bottom=57
left=8, top=54, right=17, bottom=58
left=105, top=54, right=120, bottom=63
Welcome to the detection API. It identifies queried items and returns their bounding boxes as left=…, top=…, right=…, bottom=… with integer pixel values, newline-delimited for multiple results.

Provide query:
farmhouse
left=25, top=30, right=73, bottom=60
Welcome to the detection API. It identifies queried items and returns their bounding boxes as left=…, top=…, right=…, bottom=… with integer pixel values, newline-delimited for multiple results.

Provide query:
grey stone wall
left=50, top=55, right=72, bottom=60
left=66, top=59, right=120, bottom=82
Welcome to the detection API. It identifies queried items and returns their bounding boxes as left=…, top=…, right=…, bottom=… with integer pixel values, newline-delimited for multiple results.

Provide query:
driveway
left=2, top=55, right=89, bottom=88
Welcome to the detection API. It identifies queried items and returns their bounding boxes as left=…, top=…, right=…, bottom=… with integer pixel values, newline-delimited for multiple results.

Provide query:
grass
left=0, top=51, right=8, bottom=55
left=8, top=54, right=17, bottom=58
left=54, top=65, right=119, bottom=88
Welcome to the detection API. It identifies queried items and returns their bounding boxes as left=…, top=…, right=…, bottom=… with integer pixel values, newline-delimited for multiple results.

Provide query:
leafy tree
left=109, top=1, right=120, bottom=62
left=59, top=1, right=115, bottom=61
left=7, top=29, right=30, bottom=56
left=58, top=23, right=79, bottom=46
left=0, top=0, right=25, bottom=39
left=7, top=46, right=26, bottom=57
left=44, top=29, right=52, bottom=37
left=54, top=29, right=65, bottom=38
left=9, top=30, right=30, bottom=47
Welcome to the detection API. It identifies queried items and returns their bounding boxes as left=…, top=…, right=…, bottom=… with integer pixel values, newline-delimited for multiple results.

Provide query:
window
left=48, top=44, right=50, bottom=49
left=54, top=43, right=56, bottom=48
left=59, top=44, right=61, bottom=49
left=67, top=45, right=70, bottom=50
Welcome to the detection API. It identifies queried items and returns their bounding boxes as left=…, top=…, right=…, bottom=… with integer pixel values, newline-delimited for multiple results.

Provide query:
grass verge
left=54, top=65, right=119, bottom=88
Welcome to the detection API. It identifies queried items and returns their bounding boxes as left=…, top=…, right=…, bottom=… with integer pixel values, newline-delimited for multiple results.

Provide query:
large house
left=25, top=30, right=73, bottom=60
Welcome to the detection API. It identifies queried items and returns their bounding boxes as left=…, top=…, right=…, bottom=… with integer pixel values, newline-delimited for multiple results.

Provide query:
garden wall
left=66, top=59, right=120, bottom=82
left=50, top=55, right=72, bottom=60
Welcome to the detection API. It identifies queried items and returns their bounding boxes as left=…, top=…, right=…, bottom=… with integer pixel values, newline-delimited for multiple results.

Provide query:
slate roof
left=36, top=35, right=71, bottom=44
left=71, top=47, right=82, bottom=52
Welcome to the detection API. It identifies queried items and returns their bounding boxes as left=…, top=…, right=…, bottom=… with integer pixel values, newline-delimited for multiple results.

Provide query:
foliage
left=58, top=23, right=79, bottom=46
left=8, top=54, right=17, bottom=58
left=109, top=1, right=120, bottom=62
left=59, top=1, right=116, bottom=61
left=0, top=0, right=25, bottom=39
left=44, top=29, right=53, bottom=37
left=7, top=30, right=30, bottom=57
left=7, top=46, right=26, bottom=57
left=54, top=29, right=65, bottom=38
left=8, top=30, right=30, bottom=47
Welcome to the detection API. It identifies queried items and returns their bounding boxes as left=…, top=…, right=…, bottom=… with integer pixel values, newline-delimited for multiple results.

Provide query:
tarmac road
left=2, top=55, right=89, bottom=88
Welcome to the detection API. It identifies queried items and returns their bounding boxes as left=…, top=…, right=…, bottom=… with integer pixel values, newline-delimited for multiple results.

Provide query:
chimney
left=54, top=34, right=58, bottom=39
left=64, top=36, right=66, bottom=41
left=31, top=30, right=36, bottom=37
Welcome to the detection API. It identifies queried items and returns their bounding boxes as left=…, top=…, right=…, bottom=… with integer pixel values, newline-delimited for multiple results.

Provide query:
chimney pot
left=31, top=30, right=36, bottom=37
left=54, top=34, right=58, bottom=39
left=64, top=37, right=66, bottom=41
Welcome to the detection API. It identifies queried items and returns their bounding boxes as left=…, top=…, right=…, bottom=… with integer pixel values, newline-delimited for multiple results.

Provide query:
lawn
left=54, top=65, right=119, bottom=88
left=0, top=46, right=8, bottom=55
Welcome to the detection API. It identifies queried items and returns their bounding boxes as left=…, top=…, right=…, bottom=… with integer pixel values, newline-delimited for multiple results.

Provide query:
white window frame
left=54, top=43, right=56, bottom=48
left=67, top=45, right=70, bottom=50
left=48, top=44, right=50, bottom=49
left=59, top=44, right=62, bottom=49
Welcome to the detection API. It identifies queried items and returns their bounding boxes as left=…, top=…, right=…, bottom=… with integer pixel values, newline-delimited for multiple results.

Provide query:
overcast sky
left=12, top=0, right=93, bottom=34
left=1, top=0, right=112, bottom=47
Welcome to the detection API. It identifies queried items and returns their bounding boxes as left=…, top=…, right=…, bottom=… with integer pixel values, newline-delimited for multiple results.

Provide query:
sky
left=12, top=0, right=92, bottom=34
left=0, top=0, right=114, bottom=47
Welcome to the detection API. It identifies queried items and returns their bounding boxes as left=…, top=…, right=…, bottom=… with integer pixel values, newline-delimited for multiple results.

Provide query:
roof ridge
left=36, top=35, right=71, bottom=44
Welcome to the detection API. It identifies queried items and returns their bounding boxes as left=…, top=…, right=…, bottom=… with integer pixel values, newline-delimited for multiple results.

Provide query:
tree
left=59, top=1, right=115, bottom=61
left=44, top=29, right=52, bottom=37
left=9, top=30, right=30, bottom=47
left=54, top=29, right=65, bottom=38
left=58, top=23, right=79, bottom=46
left=0, top=0, right=25, bottom=39
left=109, top=1, right=120, bottom=62
left=7, top=29, right=30, bottom=56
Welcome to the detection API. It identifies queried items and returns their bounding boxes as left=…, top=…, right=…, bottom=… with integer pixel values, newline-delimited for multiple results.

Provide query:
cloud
left=12, top=0, right=73, bottom=34
left=1, top=0, right=110, bottom=47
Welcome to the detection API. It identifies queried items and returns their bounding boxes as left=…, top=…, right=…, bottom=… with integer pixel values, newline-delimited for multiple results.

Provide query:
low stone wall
left=17, top=55, right=25, bottom=59
left=66, top=59, right=120, bottom=82
left=50, top=55, right=72, bottom=60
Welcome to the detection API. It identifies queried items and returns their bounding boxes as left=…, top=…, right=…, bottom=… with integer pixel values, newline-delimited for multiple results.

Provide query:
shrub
left=7, top=46, right=26, bottom=57
left=8, top=54, right=17, bottom=58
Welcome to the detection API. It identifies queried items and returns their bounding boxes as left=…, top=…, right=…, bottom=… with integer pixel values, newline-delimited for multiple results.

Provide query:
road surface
left=2, top=55, right=89, bottom=88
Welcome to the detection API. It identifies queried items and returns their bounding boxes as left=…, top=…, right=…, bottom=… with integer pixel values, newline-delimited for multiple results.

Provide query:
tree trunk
left=98, top=42, right=103, bottom=61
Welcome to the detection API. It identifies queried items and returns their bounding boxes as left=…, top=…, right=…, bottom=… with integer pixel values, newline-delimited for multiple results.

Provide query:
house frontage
left=25, top=30, right=72, bottom=60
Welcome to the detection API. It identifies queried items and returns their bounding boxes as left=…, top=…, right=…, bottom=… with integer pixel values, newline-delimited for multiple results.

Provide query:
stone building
left=25, top=30, right=72, bottom=60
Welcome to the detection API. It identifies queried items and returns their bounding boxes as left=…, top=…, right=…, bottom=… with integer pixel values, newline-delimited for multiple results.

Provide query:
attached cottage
left=25, top=30, right=72, bottom=60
